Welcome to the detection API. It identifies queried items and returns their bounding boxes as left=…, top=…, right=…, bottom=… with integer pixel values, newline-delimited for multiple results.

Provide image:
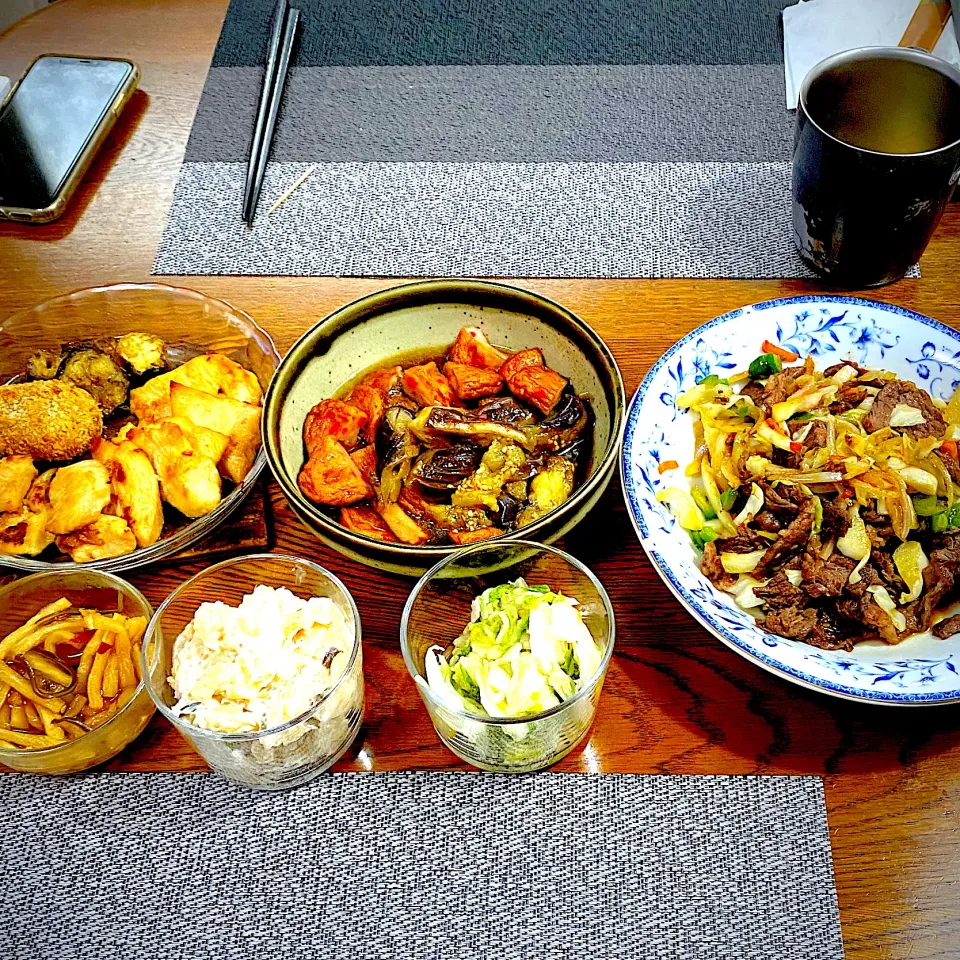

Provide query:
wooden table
left=2, top=2, right=959, bottom=956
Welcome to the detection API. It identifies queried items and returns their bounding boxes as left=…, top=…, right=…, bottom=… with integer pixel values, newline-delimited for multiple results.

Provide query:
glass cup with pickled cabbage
left=142, top=554, right=363, bottom=790
left=401, top=540, right=615, bottom=773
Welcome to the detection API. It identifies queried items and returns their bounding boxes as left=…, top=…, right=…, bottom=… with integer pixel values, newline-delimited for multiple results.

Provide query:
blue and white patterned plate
left=621, top=296, right=960, bottom=705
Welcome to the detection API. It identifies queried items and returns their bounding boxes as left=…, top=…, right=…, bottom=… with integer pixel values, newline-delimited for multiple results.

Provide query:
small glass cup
left=142, top=554, right=364, bottom=790
left=401, top=540, right=615, bottom=773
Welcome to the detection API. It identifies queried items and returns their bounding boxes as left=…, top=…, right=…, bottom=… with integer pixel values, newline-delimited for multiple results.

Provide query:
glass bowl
left=141, top=554, right=364, bottom=790
left=0, top=282, right=280, bottom=573
left=0, top=569, right=155, bottom=774
left=401, top=540, right=616, bottom=773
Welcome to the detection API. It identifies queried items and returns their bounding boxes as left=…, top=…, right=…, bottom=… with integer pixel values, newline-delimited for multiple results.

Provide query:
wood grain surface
left=2, top=2, right=960, bottom=957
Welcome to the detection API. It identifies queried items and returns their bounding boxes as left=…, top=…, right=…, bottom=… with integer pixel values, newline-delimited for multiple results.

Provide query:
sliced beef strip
left=700, top=541, right=735, bottom=589
left=764, top=605, right=817, bottom=640
left=933, top=614, right=960, bottom=639
left=823, top=361, right=867, bottom=377
left=862, top=379, right=946, bottom=440
left=821, top=497, right=853, bottom=539
left=871, top=545, right=905, bottom=592
left=754, top=499, right=815, bottom=577
left=862, top=510, right=895, bottom=540
left=802, top=548, right=856, bottom=599
left=916, top=534, right=960, bottom=629
left=753, top=571, right=805, bottom=609
left=759, top=368, right=802, bottom=414
left=714, top=530, right=770, bottom=554
left=860, top=594, right=901, bottom=645
left=829, top=386, right=868, bottom=415
left=739, top=381, right=765, bottom=404
left=936, top=447, right=960, bottom=485
left=753, top=510, right=783, bottom=533
left=759, top=481, right=802, bottom=515
left=807, top=609, right=856, bottom=651
left=799, top=419, right=828, bottom=452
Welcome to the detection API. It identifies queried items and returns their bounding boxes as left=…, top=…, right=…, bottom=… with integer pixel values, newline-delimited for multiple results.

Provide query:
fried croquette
left=0, top=381, right=103, bottom=460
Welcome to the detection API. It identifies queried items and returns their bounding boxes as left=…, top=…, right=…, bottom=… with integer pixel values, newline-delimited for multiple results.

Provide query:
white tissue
left=783, top=0, right=960, bottom=108
left=0, top=77, right=9, bottom=102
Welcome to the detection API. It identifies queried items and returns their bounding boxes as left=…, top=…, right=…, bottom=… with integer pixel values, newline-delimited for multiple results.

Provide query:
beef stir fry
left=297, top=327, right=592, bottom=545
left=659, top=340, right=960, bottom=650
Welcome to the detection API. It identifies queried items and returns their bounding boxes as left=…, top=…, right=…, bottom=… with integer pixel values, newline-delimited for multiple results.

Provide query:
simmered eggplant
left=413, top=445, right=484, bottom=491
left=411, top=406, right=531, bottom=449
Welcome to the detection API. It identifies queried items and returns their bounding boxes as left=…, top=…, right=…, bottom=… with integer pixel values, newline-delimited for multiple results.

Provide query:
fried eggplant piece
left=46, top=461, right=112, bottom=535
left=345, top=385, right=385, bottom=443
left=402, top=362, right=459, bottom=408
left=0, top=509, right=54, bottom=557
left=507, top=365, right=568, bottom=414
left=350, top=445, right=379, bottom=487
left=130, top=354, right=262, bottom=421
left=59, top=349, right=130, bottom=414
left=518, top=457, right=575, bottom=526
left=476, top=396, right=538, bottom=426
left=0, top=381, right=102, bottom=461
left=448, top=327, right=508, bottom=371
left=451, top=440, right=527, bottom=510
left=340, top=504, right=397, bottom=542
left=413, top=444, right=485, bottom=492
left=168, top=382, right=261, bottom=484
left=303, top=399, right=368, bottom=455
left=410, top=406, right=531, bottom=449
left=125, top=421, right=222, bottom=519
left=377, top=502, right=429, bottom=545
left=116, top=333, right=166, bottom=375
left=443, top=362, right=503, bottom=401
left=0, top=456, right=38, bottom=513
left=450, top=527, right=503, bottom=545
left=298, top=437, right=374, bottom=506
left=91, top=438, right=164, bottom=548
left=26, top=349, right=62, bottom=380
left=55, top=515, right=137, bottom=563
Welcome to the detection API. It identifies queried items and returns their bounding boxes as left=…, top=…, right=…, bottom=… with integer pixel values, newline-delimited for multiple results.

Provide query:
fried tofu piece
left=125, top=421, right=221, bottom=519
left=0, top=509, right=54, bottom=556
left=130, top=354, right=262, bottom=421
left=0, top=381, right=102, bottom=461
left=499, top=348, right=544, bottom=382
left=298, top=437, right=373, bottom=506
left=449, top=527, right=503, bottom=545
left=169, top=382, right=261, bottom=483
left=507, top=365, right=568, bottom=414
left=362, top=365, right=402, bottom=396
left=350, top=445, right=379, bottom=486
left=449, top=327, right=508, bottom=371
left=91, top=438, right=164, bottom=548
left=164, top=416, right=230, bottom=464
left=402, top=362, right=458, bottom=408
left=0, top=456, right=38, bottom=513
left=339, top=504, right=397, bottom=541
left=55, top=515, right=137, bottom=563
left=303, top=399, right=368, bottom=456
left=443, top=362, right=503, bottom=401
left=345, top=385, right=385, bottom=443
left=46, top=461, right=112, bottom=535
left=378, top=502, right=429, bottom=545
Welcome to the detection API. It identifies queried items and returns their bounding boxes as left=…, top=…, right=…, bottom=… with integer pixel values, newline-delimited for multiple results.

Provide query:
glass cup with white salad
left=142, top=554, right=363, bottom=790
left=401, top=540, right=615, bottom=773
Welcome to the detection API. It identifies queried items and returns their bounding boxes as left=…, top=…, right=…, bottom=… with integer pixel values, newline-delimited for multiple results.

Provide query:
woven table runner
left=3, top=772, right=842, bottom=959
left=152, top=0, right=820, bottom=279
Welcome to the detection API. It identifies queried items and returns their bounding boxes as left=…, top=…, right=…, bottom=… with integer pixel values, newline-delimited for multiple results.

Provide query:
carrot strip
left=658, top=460, right=679, bottom=474
left=761, top=340, right=799, bottom=362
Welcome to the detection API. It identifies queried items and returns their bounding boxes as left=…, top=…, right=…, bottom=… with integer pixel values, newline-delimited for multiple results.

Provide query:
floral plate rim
left=621, top=294, right=960, bottom=706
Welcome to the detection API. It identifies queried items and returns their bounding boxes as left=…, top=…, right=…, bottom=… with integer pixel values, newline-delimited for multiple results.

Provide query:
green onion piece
left=790, top=412, right=816, bottom=423
left=719, top=487, right=738, bottom=510
left=696, top=373, right=720, bottom=387
left=948, top=503, right=960, bottom=528
left=748, top=354, right=783, bottom=379
left=689, top=531, right=705, bottom=551
left=691, top=487, right=717, bottom=520
left=913, top=495, right=944, bottom=517
left=932, top=511, right=949, bottom=534
left=699, top=527, right=719, bottom=544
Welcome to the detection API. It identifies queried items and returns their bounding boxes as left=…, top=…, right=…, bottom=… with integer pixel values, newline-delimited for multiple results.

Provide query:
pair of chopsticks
left=899, top=0, right=953, bottom=51
left=242, top=0, right=300, bottom=226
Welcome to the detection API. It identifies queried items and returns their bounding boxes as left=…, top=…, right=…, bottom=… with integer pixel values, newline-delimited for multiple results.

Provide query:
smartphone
left=0, top=55, right=139, bottom=224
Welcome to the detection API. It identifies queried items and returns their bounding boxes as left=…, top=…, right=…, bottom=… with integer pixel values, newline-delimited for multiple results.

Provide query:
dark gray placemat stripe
left=184, top=65, right=794, bottom=164
left=155, top=160, right=814, bottom=279
left=212, top=0, right=787, bottom=67
left=2, top=771, right=843, bottom=960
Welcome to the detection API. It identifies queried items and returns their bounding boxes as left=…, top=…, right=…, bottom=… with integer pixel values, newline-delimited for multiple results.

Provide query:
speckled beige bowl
left=263, top=280, right=625, bottom=576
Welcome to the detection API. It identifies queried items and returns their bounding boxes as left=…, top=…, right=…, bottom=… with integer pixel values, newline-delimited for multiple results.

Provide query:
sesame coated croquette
left=0, top=381, right=103, bottom=460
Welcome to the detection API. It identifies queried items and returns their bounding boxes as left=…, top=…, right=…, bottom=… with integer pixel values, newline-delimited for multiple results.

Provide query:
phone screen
left=0, top=56, right=132, bottom=210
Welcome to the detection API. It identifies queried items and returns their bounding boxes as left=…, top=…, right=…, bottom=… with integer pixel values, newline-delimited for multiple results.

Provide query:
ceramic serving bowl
left=622, top=295, right=960, bottom=706
left=0, top=283, right=280, bottom=573
left=263, top=280, right=625, bottom=576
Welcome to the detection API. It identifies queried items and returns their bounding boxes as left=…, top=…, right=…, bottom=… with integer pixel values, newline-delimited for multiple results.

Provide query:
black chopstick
left=242, top=0, right=293, bottom=225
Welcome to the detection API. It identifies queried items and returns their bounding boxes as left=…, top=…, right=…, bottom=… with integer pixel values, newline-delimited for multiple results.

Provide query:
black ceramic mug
left=792, top=46, right=960, bottom=287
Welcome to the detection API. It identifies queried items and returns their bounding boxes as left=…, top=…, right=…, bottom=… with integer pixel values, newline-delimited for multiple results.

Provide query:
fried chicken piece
left=91, top=438, right=164, bottom=548
left=339, top=504, right=397, bottom=541
left=345, top=385, right=385, bottom=443
left=443, top=362, right=504, bottom=401
left=55, top=515, right=137, bottom=563
left=164, top=416, right=230, bottom=464
left=402, top=362, right=458, bottom=408
left=130, top=354, right=262, bottom=420
left=46, top=461, right=112, bottom=535
left=116, top=333, right=166, bottom=375
left=168, top=382, right=261, bottom=484
left=303, top=399, right=368, bottom=455
left=23, top=468, right=55, bottom=515
left=125, top=421, right=221, bottom=518
left=0, top=509, right=54, bottom=557
left=448, top=327, right=508, bottom=371
left=298, top=437, right=373, bottom=506
left=349, top=446, right=379, bottom=486
left=0, top=456, right=38, bottom=513
left=0, top=381, right=102, bottom=460
left=377, top=502, right=429, bottom=545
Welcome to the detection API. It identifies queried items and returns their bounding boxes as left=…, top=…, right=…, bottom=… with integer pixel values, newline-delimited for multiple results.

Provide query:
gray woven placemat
left=2, top=772, right=842, bottom=960
left=153, top=0, right=821, bottom=279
